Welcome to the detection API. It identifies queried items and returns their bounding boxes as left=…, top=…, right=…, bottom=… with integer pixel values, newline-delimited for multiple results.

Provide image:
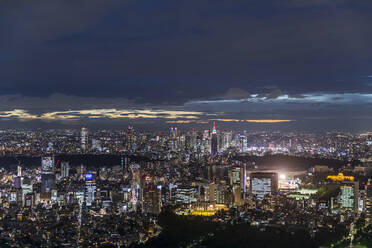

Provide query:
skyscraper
left=221, top=131, right=232, bottom=150
left=339, top=181, right=359, bottom=213
left=250, top=172, right=278, bottom=201
left=41, top=157, right=55, bottom=193
left=85, top=173, right=96, bottom=207
left=17, top=165, right=22, bottom=177
left=142, top=185, right=162, bottom=215
left=81, top=127, right=89, bottom=152
left=365, top=180, right=372, bottom=224
left=211, top=121, right=217, bottom=156
left=61, top=162, right=70, bottom=178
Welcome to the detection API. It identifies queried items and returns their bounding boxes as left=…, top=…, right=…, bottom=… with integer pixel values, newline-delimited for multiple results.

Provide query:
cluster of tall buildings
left=0, top=126, right=372, bottom=246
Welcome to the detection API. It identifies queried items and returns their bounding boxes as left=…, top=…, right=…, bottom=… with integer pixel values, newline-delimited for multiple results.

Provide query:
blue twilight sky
left=0, top=0, right=372, bottom=131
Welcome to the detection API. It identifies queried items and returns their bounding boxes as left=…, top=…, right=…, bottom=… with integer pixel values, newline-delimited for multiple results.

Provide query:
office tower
left=175, top=186, right=196, bottom=204
left=222, top=131, right=232, bottom=150
left=170, top=127, right=177, bottom=138
left=99, top=188, right=112, bottom=207
left=17, top=165, right=22, bottom=177
left=41, top=174, right=55, bottom=193
left=9, top=190, right=18, bottom=204
left=142, top=185, right=162, bottom=215
left=207, top=182, right=217, bottom=203
left=203, top=130, right=210, bottom=140
left=237, top=134, right=248, bottom=151
left=127, top=125, right=134, bottom=151
left=339, top=181, right=359, bottom=213
left=41, top=157, right=55, bottom=193
left=85, top=173, right=96, bottom=207
left=233, top=185, right=242, bottom=206
left=14, top=176, right=22, bottom=189
left=204, top=183, right=229, bottom=205
left=229, top=166, right=241, bottom=186
left=191, top=129, right=197, bottom=148
left=81, top=127, right=89, bottom=152
left=215, top=184, right=229, bottom=204
left=41, top=156, right=54, bottom=172
left=240, top=164, right=248, bottom=194
left=61, top=162, right=70, bottom=178
left=365, top=180, right=372, bottom=224
left=211, top=121, right=218, bottom=156
left=24, top=193, right=33, bottom=208
left=250, top=172, right=278, bottom=201
left=21, top=178, right=32, bottom=207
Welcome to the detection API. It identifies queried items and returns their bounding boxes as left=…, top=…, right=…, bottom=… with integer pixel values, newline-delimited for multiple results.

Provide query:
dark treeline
left=134, top=209, right=347, bottom=248
left=0, top=154, right=355, bottom=171
left=0, top=154, right=149, bottom=171
left=236, top=154, right=358, bottom=171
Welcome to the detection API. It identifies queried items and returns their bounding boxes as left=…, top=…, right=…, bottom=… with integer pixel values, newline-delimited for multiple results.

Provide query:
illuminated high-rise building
left=14, top=176, right=22, bottom=189
left=142, top=185, right=162, bottom=215
left=126, top=125, right=135, bottom=151
left=222, top=131, right=232, bottom=150
left=21, top=178, right=32, bottom=207
left=85, top=173, right=96, bottom=207
left=229, top=167, right=241, bottom=186
left=211, top=121, right=218, bottom=156
left=41, top=157, right=55, bottom=193
left=207, top=183, right=228, bottom=204
left=339, top=181, right=359, bottom=212
left=81, top=127, right=89, bottom=152
left=41, top=157, right=54, bottom=172
left=240, top=164, right=248, bottom=195
left=365, top=179, right=372, bottom=224
left=175, top=186, right=196, bottom=204
left=17, top=165, right=22, bottom=177
left=170, top=127, right=178, bottom=138
left=61, top=162, right=70, bottom=178
left=250, top=172, right=278, bottom=201
left=233, top=185, right=242, bottom=206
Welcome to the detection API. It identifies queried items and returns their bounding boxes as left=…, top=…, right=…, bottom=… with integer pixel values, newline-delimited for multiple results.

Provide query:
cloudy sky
left=1, top=0, right=372, bottom=131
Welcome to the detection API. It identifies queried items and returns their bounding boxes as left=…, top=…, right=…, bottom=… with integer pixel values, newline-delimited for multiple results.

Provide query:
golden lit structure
left=327, top=173, right=354, bottom=182
left=176, top=203, right=229, bottom=216
left=191, top=211, right=216, bottom=216
left=191, top=204, right=228, bottom=216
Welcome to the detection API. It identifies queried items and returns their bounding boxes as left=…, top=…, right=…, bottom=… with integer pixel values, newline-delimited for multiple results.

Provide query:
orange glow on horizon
left=212, top=119, right=293, bottom=123
left=166, top=120, right=209, bottom=124
left=246, top=119, right=293, bottom=123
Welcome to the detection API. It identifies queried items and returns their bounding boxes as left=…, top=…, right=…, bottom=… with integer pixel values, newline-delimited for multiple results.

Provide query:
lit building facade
left=85, top=173, right=96, bottom=207
left=41, top=157, right=55, bottom=193
left=250, top=172, right=278, bottom=201
left=142, top=185, right=162, bottom=215
left=81, top=127, right=89, bottom=152
left=339, top=181, right=359, bottom=213
left=365, top=180, right=372, bottom=223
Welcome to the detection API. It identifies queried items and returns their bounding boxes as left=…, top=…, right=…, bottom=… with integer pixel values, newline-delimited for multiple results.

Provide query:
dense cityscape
left=2, top=0, right=372, bottom=247
left=0, top=124, right=370, bottom=247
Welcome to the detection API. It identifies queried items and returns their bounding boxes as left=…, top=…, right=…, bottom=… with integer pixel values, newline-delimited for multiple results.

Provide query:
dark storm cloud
left=221, top=88, right=250, bottom=100
left=0, top=0, right=372, bottom=129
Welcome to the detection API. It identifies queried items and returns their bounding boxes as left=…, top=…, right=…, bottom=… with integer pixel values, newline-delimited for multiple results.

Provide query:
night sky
left=1, top=0, right=372, bottom=131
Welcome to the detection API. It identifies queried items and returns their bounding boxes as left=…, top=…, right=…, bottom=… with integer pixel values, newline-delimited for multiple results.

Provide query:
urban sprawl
left=0, top=124, right=371, bottom=247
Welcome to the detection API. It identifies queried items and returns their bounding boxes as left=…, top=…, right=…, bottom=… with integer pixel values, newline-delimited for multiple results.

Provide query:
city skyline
left=0, top=126, right=371, bottom=247
left=2, top=1, right=372, bottom=247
